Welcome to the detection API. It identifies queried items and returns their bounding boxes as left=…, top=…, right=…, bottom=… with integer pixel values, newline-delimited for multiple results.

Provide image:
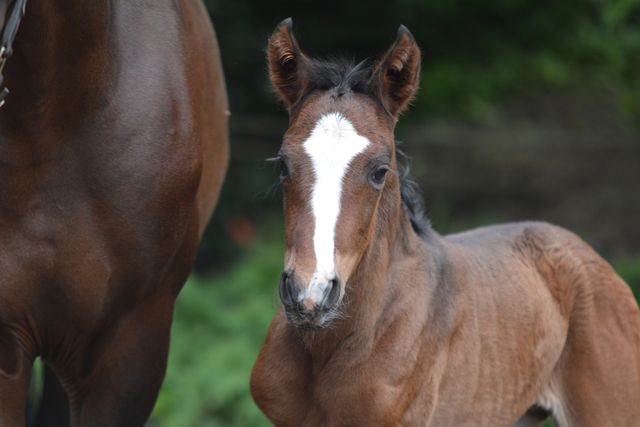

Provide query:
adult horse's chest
left=0, top=109, right=200, bottom=322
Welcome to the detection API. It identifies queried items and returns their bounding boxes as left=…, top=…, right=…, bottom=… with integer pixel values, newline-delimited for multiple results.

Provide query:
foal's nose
left=279, top=271, right=299, bottom=308
left=279, top=271, right=340, bottom=312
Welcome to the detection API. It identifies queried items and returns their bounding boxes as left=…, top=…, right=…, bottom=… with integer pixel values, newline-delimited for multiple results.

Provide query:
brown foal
left=0, top=1, right=228, bottom=426
left=250, top=19, right=640, bottom=427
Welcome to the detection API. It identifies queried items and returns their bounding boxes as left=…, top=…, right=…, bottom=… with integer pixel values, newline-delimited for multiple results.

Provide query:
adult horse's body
left=0, top=1, right=228, bottom=426
left=251, top=19, right=640, bottom=427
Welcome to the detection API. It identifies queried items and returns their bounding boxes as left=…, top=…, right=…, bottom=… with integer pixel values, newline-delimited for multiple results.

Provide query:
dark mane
left=306, top=57, right=373, bottom=96
left=397, top=149, right=432, bottom=239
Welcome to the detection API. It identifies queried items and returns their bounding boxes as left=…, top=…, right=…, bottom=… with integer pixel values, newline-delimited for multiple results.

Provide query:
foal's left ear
left=370, top=26, right=421, bottom=118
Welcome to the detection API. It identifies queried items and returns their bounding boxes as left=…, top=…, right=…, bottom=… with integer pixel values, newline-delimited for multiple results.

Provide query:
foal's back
left=435, top=221, right=640, bottom=426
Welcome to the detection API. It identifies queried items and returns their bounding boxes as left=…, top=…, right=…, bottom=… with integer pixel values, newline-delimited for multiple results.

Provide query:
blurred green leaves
left=150, top=231, right=283, bottom=427
left=614, top=254, right=640, bottom=301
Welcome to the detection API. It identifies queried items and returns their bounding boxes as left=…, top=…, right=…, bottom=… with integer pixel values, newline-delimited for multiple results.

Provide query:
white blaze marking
left=301, top=112, right=370, bottom=302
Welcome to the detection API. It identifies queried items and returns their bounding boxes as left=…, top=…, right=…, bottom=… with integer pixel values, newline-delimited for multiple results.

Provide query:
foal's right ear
left=267, top=18, right=312, bottom=109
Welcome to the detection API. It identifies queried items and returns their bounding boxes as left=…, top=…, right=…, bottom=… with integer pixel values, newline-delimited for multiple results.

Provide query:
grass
left=149, top=233, right=640, bottom=426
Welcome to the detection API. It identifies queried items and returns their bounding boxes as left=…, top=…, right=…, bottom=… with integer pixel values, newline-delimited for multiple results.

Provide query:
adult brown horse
left=0, top=0, right=228, bottom=426
left=251, top=19, right=640, bottom=427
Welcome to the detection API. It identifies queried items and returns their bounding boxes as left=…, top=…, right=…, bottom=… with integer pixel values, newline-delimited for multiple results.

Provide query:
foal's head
left=269, top=19, right=421, bottom=329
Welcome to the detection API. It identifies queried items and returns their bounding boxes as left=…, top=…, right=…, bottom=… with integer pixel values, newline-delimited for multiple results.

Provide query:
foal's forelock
left=298, top=112, right=370, bottom=304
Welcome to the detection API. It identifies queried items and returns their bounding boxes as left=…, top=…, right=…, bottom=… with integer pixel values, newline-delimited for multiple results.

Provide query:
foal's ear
left=371, top=26, right=421, bottom=117
left=267, top=18, right=312, bottom=109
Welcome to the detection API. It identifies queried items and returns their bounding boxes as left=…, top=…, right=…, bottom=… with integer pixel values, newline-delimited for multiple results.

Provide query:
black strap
left=0, top=0, right=27, bottom=106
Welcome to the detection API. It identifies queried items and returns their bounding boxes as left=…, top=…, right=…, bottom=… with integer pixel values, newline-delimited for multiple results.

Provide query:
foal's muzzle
left=279, top=271, right=341, bottom=329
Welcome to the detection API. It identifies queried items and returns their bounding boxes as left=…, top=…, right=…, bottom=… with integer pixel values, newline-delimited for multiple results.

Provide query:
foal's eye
left=371, top=167, right=388, bottom=186
left=280, top=159, right=289, bottom=178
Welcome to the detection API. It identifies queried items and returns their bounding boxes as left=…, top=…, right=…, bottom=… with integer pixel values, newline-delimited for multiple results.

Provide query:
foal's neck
left=303, top=194, right=424, bottom=361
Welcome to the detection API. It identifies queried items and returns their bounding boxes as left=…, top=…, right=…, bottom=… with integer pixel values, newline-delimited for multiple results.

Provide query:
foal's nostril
left=279, top=271, right=298, bottom=307
left=322, top=278, right=341, bottom=310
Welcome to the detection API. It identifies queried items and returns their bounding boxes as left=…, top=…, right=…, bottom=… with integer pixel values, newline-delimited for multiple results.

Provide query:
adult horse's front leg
left=0, top=328, right=34, bottom=427
left=64, top=296, right=176, bottom=427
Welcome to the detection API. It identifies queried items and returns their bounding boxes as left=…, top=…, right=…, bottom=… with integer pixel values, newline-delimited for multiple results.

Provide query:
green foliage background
left=150, top=234, right=283, bottom=426
left=150, top=0, right=640, bottom=425
left=150, top=232, right=282, bottom=427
